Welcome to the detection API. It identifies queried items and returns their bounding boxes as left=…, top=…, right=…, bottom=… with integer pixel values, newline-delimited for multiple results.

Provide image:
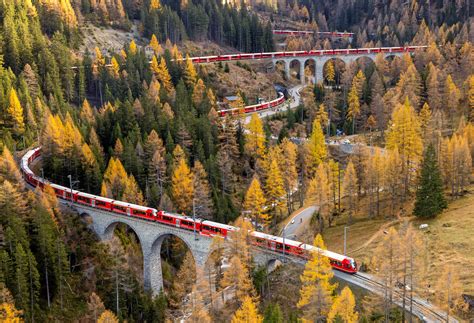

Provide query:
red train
left=218, top=92, right=285, bottom=117
left=185, top=46, right=427, bottom=64
left=21, top=147, right=357, bottom=274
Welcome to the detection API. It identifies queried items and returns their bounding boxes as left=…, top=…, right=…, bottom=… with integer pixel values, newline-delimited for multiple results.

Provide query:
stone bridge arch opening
left=303, top=59, right=316, bottom=85
left=289, top=59, right=303, bottom=82
left=103, top=221, right=145, bottom=281
left=149, top=233, right=197, bottom=301
left=274, top=60, right=287, bottom=79
left=322, top=58, right=347, bottom=86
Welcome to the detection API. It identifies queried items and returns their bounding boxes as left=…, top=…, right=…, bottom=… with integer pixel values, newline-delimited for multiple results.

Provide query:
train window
left=162, top=215, right=173, bottom=222
left=182, top=220, right=193, bottom=227
left=113, top=205, right=126, bottom=212
left=134, top=210, right=146, bottom=216
left=96, top=200, right=106, bottom=207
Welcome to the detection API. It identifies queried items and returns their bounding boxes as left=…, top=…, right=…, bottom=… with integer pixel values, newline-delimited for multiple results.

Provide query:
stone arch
left=289, top=59, right=303, bottom=82
left=103, top=220, right=143, bottom=242
left=273, top=59, right=287, bottom=79
left=303, top=58, right=316, bottom=84
left=322, top=57, right=347, bottom=85
left=147, top=232, right=203, bottom=295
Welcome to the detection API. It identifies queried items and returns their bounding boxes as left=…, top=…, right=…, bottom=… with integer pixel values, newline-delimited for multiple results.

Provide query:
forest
left=0, top=0, right=473, bottom=321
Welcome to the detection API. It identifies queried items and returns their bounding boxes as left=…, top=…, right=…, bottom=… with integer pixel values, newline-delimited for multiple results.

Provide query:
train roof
left=251, top=231, right=352, bottom=262
left=113, top=199, right=154, bottom=211
left=201, top=220, right=236, bottom=231
left=77, top=191, right=116, bottom=204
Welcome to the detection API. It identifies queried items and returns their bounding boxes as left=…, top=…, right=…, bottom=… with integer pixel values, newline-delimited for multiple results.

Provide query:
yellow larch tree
left=110, top=57, right=120, bottom=79
left=353, top=70, right=366, bottom=99
left=444, top=74, right=460, bottom=123
left=243, top=176, right=268, bottom=227
left=306, top=118, right=327, bottom=177
left=385, top=98, right=423, bottom=197
left=227, top=217, right=253, bottom=266
left=327, top=286, right=358, bottom=323
left=230, top=92, right=246, bottom=117
left=171, top=157, right=194, bottom=212
left=347, top=83, right=360, bottom=134
left=231, top=296, right=263, bottom=323
left=468, top=75, right=474, bottom=121
left=101, top=157, right=144, bottom=204
left=149, top=34, right=162, bottom=55
left=245, top=113, right=266, bottom=159
left=385, top=147, right=403, bottom=216
left=419, top=102, right=432, bottom=139
left=435, top=265, right=468, bottom=320
left=297, top=234, right=336, bottom=321
left=80, top=99, right=95, bottom=125
left=325, top=60, right=335, bottom=84
left=0, top=301, right=23, bottom=322
left=157, top=57, right=174, bottom=93
left=129, top=39, right=138, bottom=55
left=0, top=147, right=23, bottom=187
left=343, top=159, right=358, bottom=223
left=184, top=54, right=198, bottom=87
left=192, top=79, right=206, bottom=106
left=316, top=103, right=328, bottom=132
left=280, top=138, right=298, bottom=213
left=221, top=256, right=254, bottom=304
left=97, top=310, right=118, bottom=323
left=265, top=158, right=285, bottom=221
left=149, top=0, right=161, bottom=11
left=6, top=88, right=25, bottom=135
left=307, top=163, right=330, bottom=232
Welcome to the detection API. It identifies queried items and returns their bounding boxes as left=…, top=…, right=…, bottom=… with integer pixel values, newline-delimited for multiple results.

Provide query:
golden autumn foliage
left=243, top=176, right=268, bottom=226
left=245, top=113, right=266, bottom=158
left=151, top=56, right=174, bottom=93
left=0, top=301, right=23, bottom=322
left=327, top=286, right=358, bottom=323
left=306, top=119, right=327, bottom=177
left=97, top=310, right=118, bottom=323
left=222, top=256, right=255, bottom=304
left=149, top=0, right=161, bottom=10
left=171, top=158, right=194, bottom=212
left=129, top=40, right=138, bottom=55
left=297, top=234, right=336, bottom=321
left=192, top=79, right=206, bottom=106
left=110, top=57, right=120, bottom=79
left=347, top=83, right=360, bottom=133
left=80, top=99, right=95, bottom=125
left=385, top=98, right=423, bottom=193
left=6, top=88, right=25, bottom=135
left=184, top=54, right=198, bottom=86
left=231, top=296, right=262, bottom=323
left=325, top=60, right=335, bottom=84
left=101, top=157, right=143, bottom=204
left=149, top=34, right=162, bottom=55
left=265, top=158, right=285, bottom=212
left=0, top=147, right=23, bottom=187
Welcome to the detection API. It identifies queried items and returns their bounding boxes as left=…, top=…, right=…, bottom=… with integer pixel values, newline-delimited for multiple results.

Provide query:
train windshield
left=351, top=259, right=356, bottom=269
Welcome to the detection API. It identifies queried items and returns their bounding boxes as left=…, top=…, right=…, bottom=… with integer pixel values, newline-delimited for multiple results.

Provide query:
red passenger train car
left=21, top=147, right=357, bottom=274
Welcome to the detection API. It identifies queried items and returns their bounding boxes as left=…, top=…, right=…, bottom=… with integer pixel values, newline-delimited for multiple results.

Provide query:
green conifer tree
left=413, top=144, right=447, bottom=218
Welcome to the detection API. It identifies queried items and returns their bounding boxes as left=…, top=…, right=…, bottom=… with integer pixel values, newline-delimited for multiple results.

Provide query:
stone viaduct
left=72, top=202, right=282, bottom=295
left=273, top=51, right=405, bottom=84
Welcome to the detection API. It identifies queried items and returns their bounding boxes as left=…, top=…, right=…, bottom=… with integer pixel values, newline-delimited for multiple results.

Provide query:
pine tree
left=171, top=158, right=194, bottom=213
left=80, top=99, right=95, bottom=125
left=6, top=88, right=25, bottom=135
left=231, top=296, right=263, bottom=323
left=243, top=176, right=267, bottom=227
left=245, top=113, right=266, bottom=158
left=306, top=118, right=327, bottom=177
left=307, top=163, right=330, bottom=232
left=297, top=234, right=336, bottom=321
left=0, top=147, right=23, bottom=187
left=414, top=144, right=447, bottom=218
left=192, top=79, right=206, bottom=106
left=419, top=102, right=432, bottom=139
left=327, top=286, right=358, bottom=323
left=444, top=75, right=460, bottom=123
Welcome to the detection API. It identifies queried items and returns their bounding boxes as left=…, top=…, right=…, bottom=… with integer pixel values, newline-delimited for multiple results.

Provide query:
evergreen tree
left=413, top=144, right=447, bottom=218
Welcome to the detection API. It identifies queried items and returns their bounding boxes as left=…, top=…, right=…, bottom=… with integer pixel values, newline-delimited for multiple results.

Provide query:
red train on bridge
left=21, top=147, right=357, bottom=274
left=188, top=46, right=426, bottom=64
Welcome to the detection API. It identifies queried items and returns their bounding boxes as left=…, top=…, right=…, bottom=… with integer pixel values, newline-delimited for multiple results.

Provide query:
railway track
left=346, top=272, right=453, bottom=322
